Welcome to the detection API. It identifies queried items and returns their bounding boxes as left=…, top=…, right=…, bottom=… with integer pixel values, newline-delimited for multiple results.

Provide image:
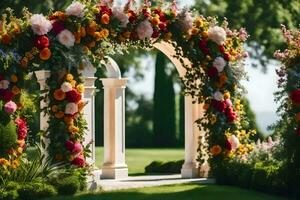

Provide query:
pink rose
left=4, top=101, right=17, bottom=114
left=72, top=142, right=83, bottom=154
left=65, top=140, right=74, bottom=152
left=72, top=155, right=85, bottom=167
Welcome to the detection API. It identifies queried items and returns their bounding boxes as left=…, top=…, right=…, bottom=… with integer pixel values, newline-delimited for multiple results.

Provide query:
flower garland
left=274, top=25, right=300, bottom=189
left=0, top=0, right=254, bottom=170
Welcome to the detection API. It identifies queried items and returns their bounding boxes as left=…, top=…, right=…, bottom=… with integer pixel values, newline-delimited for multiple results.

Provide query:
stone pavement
left=96, top=174, right=215, bottom=191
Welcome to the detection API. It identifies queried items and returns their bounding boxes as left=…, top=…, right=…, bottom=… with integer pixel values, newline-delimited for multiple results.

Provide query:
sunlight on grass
left=95, top=147, right=184, bottom=175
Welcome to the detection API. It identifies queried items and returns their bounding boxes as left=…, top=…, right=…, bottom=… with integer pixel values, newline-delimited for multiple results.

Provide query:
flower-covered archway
left=0, top=0, right=254, bottom=179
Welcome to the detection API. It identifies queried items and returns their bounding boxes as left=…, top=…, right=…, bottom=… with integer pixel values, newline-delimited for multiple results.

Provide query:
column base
left=181, top=162, right=199, bottom=178
left=198, top=162, right=210, bottom=178
left=101, top=164, right=128, bottom=180
left=87, top=169, right=102, bottom=191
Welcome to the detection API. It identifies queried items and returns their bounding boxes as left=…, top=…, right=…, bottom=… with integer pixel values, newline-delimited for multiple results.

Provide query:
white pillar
left=35, top=70, right=51, bottom=154
left=81, top=67, right=97, bottom=166
left=101, top=78, right=128, bottom=179
left=181, top=96, right=201, bottom=178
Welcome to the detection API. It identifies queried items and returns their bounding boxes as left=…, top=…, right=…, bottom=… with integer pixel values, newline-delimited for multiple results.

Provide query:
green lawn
left=46, top=183, right=289, bottom=200
left=95, top=147, right=184, bottom=175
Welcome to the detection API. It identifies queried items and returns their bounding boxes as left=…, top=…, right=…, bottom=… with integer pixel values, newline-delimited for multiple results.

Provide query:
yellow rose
left=76, top=84, right=84, bottom=93
left=66, top=74, right=74, bottom=82
left=224, top=92, right=231, bottom=99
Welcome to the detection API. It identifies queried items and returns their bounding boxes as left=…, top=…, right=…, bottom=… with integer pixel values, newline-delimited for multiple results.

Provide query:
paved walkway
left=97, top=174, right=215, bottom=191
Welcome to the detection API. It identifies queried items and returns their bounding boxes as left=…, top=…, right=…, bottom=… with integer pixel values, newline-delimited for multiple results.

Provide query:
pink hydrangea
left=136, top=20, right=153, bottom=40
left=30, top=14, right=53, bottom=35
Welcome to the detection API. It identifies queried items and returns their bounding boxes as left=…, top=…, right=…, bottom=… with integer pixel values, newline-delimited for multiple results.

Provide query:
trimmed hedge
left=145, top=160, right=184, bottom=174
left=215, top=161, right=290, bottom=197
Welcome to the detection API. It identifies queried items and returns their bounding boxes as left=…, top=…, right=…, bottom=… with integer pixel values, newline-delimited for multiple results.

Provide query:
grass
left=45, top=183, right=289, bottom=200
left=95, top=147, right=184, bottom=175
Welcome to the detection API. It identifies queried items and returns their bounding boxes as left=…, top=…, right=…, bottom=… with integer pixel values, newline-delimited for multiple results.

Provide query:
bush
left=145, top=160, right=184, bottom=174
left=0, top=189, right=19, bottom=200
left=17, top=182, right=57, bottom=200
left=52, top=175, right=80, bottom=195
left=0, top=120, right=17, bottom=157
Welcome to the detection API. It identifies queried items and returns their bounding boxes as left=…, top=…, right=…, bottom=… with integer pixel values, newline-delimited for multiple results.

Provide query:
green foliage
left=17, top=182, right=57, bottom=200
left=194, top=0, right=300, bottom=70
left=145, top=160, right=184, bottom=174
left=153, top=52, right=176, bottom=147
left=50, top=175, right=80, bottom=195
left=0, top=121, right=17, bottom=157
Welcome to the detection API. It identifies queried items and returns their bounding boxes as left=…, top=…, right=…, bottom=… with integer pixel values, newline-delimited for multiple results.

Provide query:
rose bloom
left=4, top=101, right=17, bottom=114
left=52, top=21, right=65, bottom=35
left=208, top=26, right=227, bottom=45
left=72, top=142, right=83, bottom=154
left=0, top=89, right=15, bottom=101
left=34, top=35, right=50, bottom=50
left=112, top=6, right=129, bottom=28
left=57, top=29, right=75, bottom=48
left=65, top=1, right=85, bottom=18
left=30, top=14, right=53, bottom=35
left=228, top=135, right=240, bottom=150
left=136, top=20, right=153, bottom=40
left=213, top=57, right=226, bottom=73
left=65, top=140, right=74, bottom=152
left=101, top=13, right=110, bottom=25
left=72, top=155, right=85, bottom=167
left=65, top=102, right=78, bottom=115
left=61, top=82, right=73, bottom=93
left=66, top=89, right=81, bottom=103
left=210, top=145, right=222, bottom=156
left=15, top=118, right=28, bottom=140
left=39, top=48, right=51, bottom=60
left=213, top=91, right=224, bottom=101
left=0, top=80, right=9, bottom=89
left=179, top=10, right=193, bottom=32
left=53, top=89, right=66, bottom=101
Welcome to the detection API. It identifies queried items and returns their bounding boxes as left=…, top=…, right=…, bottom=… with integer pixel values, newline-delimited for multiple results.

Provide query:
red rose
left=52, top=21, right=65, bottom=35
left=142, top=8, right=151, bottom=18
left=211, top=99, right=227, bottom=113
left=72, top=155, right=85, bottom=167
left=297, top=127, right=300, bottom=136
left=100, top=6, right=112, bottom=16
left=226, top=108, right=237, bottom=123
left=290, top=89, right=300, bottom=104
left=219, top=45, right=225, bottom=53
left=225, top=139, right=232, bottom=151
left=34, top=35, right=50, bottom=50
left=15, top=118, right=28, bottom=140
left=224, top=53, right=230, bottom=61
left=159, top=13, right=167, bottom=22
left=207, top=67, right=218, bottom=78
left=152, top=29, right=160, bottom=38
left=199, top=40, right=207, bottom=49
left=0, top=75, right=3, bottom=81
left=66, top=89, right=82, bottom=103
left=159, top=23, right=167, bottom=32
left=0, top=89, right=15, bottom=102
left=65, top=140, right=74, bottom=152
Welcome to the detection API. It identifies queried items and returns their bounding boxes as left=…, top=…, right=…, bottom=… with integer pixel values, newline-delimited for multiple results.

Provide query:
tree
left=194, top=0, right=300, bottom=71
left=153, top=51, right=176, bottom=147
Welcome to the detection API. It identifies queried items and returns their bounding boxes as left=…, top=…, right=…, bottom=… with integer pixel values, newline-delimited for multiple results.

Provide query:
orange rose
left=53, top=89, right=66, bottom=101
left=68, top=125, right=79, bottom=134
left=210, top=145, right=222, bottom=156
left=101, top=29, right=109, bottom=38
left=151, top=17, right=160, bottom=26
left=20, top=57, right=28, bottom=68
left=55, top=111, right=64, bottom=119
left=78, top=100, right=85, bottom=112
left=64, top=116, right=74, bottom=125
left=12, top=86, right=21, bottom=95
left=80, top=27, right=86, bottom=37
left=101, top=14, right=110, bottom=25
left=51, top=105, right=59, bottom=113
left=93, top=32, right=102, bottom=41
left=87, top=21, right=97, bottom=35
left=219, top=74, right=228, bottom=85
left=11, top=75, right=18, bottom=83
left=39, top=48, right=51, bottom=60
left=1, top=33, right=11, bottom=45
left=201, top=31, right=208, bottom=38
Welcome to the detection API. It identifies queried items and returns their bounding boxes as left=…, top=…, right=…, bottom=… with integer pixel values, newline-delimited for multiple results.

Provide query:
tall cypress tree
left=153, top=51, right=176, bottom=147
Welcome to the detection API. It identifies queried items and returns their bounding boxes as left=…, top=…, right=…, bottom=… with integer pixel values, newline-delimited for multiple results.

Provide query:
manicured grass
left=46, top=183, right=289, bottom=200
left=95, top=147, right=184, bottom=175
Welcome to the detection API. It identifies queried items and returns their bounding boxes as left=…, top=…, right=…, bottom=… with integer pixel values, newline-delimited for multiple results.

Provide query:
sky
left=123, top=0, right=280, bottom=134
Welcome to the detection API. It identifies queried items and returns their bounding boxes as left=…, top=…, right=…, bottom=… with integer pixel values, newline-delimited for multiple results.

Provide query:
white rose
left=112, top=7, right=129, bottom=28
left=213, top=57, right=227, bottom=72
left=65, top=103, right=78, bottom=115
left=30, top=14, right=53, bottom=35
left=179, top=10, right=193, bottom=32
left=213, top=91, right=224, bottom=101
left=136, top=20, right=153, bottom=40
left=229, top=135, right=240, bottom=150
left=208, top=26, right=227, bottom=45
left=65, top=1, right=85, bottom=18
left=0, top=80, right=10, bottom=89
left=57, top=30, right=75, bottom=48
left=61, top=82, right=73, bottom=93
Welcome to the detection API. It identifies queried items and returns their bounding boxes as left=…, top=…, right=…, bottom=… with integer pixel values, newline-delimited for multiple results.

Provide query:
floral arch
left=0, top=0, right=254, bottom=181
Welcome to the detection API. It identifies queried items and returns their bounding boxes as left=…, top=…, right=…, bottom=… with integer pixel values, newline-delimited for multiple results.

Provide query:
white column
left=181, top=96, right=201, bottom=178
left=35, top=70, right=51, bottom=153
left=81, top=68, right=97, bottom=166
left=101, top=78, right=128, bottom=179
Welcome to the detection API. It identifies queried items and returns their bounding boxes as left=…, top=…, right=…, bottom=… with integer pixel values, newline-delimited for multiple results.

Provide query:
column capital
left=101, top=78, right=128, bottom=88
left=35, top=70, right=51, bottom=82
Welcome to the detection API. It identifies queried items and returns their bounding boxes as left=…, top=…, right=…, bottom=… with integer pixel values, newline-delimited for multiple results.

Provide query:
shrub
left=17, top=182, right=57, bottom=200
left=145, top=160, right=184, bottom=174
left=51, top=175, right=80, bottom=195
left=0, top=120, right=17, bottom=157
left=0, top=188, right=19, bottom=200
